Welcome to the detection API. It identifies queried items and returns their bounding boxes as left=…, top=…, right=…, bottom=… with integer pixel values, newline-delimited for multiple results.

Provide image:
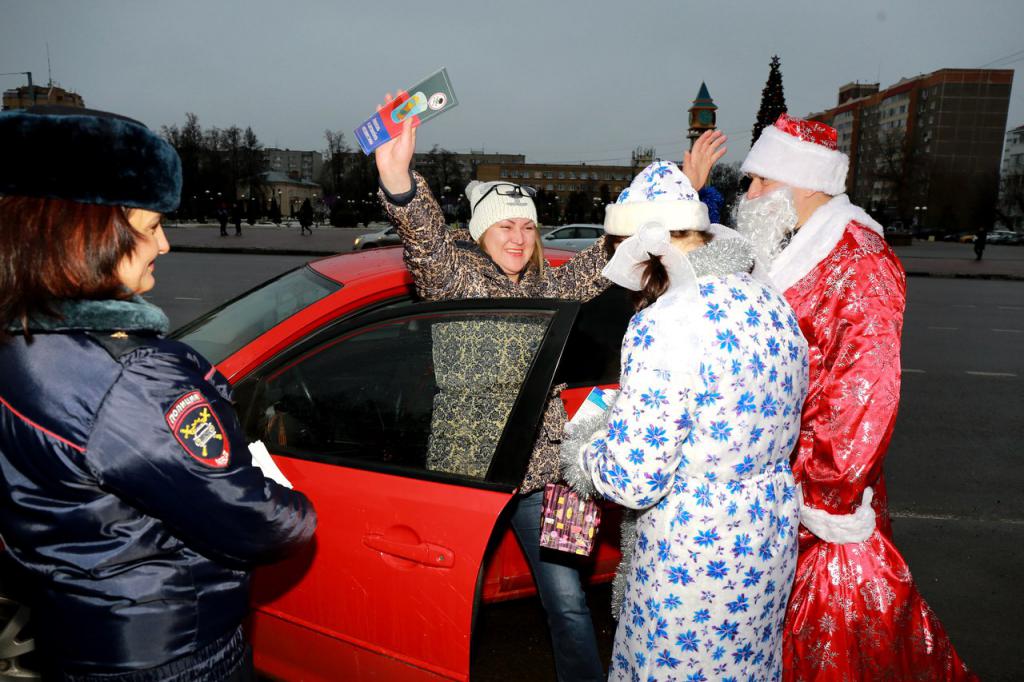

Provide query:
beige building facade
left=475, top=162, right=636, bottom=202
left=263, top=148, right=322, bottom=183
left=238, top=171, right=323, bottom=217
left=2, top=84, right=85, bottom=110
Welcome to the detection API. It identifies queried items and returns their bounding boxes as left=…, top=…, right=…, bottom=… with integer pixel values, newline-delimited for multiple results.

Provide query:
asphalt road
left=146, top=253, right=1023, bottom=680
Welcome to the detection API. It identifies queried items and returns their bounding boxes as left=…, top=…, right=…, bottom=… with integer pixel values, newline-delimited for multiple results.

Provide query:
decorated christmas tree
left=751, top=55, right=788, bottom=147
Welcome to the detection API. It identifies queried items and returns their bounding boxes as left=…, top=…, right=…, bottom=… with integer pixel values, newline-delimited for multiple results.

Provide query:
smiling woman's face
left=479, top=218, right=537, bottom=278
left=116, top=208, right=169, bottom=294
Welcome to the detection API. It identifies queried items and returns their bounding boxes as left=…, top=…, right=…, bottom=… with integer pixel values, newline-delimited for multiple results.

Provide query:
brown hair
left=531, top=236, right=545, bottom=274
left=0, top=196, right=139, bottom=339
left=604, top=234, right=625, bottom=260
left=621, top=230, right=712, bottom=311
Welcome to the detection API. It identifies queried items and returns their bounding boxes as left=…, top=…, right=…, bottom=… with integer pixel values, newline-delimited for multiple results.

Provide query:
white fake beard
left=734, top=187, right=799, bottom=267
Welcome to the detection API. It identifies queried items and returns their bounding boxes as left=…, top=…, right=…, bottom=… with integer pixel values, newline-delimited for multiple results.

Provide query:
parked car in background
left=987, top=229, right=1023, bottom=245
left=913, top=227, right=944, bottom=241
left=352, top=224, right=401, bottom=249
left=884, top=224, right=913, bottom=246
left=541, top=223, right=605, bottom=251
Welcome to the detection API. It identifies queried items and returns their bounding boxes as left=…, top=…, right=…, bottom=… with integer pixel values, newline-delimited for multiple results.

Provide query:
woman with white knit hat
left=373, top=95, right=724, bottom=681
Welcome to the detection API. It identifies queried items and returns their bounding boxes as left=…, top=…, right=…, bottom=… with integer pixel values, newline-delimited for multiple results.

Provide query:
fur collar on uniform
left=11, top=296, right=169, bottom=335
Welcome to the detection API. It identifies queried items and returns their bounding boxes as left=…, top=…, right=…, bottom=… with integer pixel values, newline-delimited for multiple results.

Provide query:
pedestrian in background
left=0, top=106, right=317, bottom=681
left=232, top=201, right=243, bottom=236
left=299, top=197, right=314, bottom=236
left=974, top=225, right=987, bottom=260
left=217, top=201, right=229, bottom=236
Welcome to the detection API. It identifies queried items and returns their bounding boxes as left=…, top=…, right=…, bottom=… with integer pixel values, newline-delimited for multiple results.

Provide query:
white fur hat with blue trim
left=604, top=161, right=709, bottom=237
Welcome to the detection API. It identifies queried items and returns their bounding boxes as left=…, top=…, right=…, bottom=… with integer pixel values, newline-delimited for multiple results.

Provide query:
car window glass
left=555, top=285, right=633, bottom=386
left=173, top=267, right=339, bottom=364
left=577, top=227, right=599, bottom=238
left=245, top=309, right=555, bottom=481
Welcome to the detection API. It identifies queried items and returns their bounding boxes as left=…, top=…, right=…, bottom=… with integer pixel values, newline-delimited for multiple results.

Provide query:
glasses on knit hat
left=471, top=183, right=537, bottom=212
left=465, top=180, right=539, bottom=241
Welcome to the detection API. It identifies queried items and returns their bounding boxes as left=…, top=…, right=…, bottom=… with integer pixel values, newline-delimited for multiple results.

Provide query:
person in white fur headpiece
left=736, top=113, right=977, bottom=680
left=565, top=159, right=809, bottom=682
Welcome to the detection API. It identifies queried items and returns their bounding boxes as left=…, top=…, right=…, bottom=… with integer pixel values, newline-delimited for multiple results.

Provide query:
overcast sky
left=3, top=0, right=1023, bottom=167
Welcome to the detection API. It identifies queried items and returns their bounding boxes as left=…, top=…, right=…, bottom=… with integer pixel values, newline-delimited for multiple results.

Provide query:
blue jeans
left=510, top=490, right=604, bottom=682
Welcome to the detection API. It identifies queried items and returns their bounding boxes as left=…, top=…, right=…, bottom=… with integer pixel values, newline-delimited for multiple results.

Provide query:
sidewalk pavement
left=164, top=221, right=369, bottom=256
left=164, top=222, right=1024, bottom=281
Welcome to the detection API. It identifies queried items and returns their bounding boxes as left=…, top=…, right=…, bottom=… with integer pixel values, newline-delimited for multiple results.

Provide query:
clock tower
left=687, top=82, right=717, bottom=149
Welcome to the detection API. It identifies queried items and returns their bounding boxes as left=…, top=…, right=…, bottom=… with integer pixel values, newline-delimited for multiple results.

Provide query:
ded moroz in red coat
left=767, top=195, right=977, bottom=681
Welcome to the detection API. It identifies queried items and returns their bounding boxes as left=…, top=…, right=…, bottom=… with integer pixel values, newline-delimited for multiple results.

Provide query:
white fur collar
left=768, top=194, right=884, bottom=293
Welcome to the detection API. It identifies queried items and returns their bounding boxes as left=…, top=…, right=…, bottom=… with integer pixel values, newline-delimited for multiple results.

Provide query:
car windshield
left=172, top=266, right=340, bottom=364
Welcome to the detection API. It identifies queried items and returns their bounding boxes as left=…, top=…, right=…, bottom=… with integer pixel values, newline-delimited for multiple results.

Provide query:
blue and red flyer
left=355, top=68, right=459, bottom=154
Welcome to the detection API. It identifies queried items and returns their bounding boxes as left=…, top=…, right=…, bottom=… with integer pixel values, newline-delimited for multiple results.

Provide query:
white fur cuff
left=799, top=486, right=876, bottom=544
left=604, top=200, right=710, bottom=236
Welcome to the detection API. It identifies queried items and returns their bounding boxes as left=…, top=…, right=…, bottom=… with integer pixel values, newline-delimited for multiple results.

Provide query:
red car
left=180, top=246, right=631, bottom=680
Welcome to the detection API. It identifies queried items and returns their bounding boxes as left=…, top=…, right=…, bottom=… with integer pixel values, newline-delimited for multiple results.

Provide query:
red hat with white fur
left=741, top=113, right=849, bottom=195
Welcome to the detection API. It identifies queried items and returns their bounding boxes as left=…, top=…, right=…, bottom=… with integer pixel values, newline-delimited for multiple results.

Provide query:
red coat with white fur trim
left=779, top=217, right=976, bottom=680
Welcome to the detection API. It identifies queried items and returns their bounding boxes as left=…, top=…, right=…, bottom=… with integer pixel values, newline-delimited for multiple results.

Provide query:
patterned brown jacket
left=380, top=172, right=610, bottom=493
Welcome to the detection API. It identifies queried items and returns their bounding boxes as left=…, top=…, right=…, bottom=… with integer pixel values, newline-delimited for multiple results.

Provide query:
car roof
left=307, top=244, right=579, bottom=286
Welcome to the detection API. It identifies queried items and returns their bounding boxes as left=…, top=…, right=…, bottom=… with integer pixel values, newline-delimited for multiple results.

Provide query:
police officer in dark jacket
left=0, top=106, right=316, bottom=681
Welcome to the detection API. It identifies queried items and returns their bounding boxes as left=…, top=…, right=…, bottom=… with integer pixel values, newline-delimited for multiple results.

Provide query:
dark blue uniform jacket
left=0, top=298, right=316, bottom=675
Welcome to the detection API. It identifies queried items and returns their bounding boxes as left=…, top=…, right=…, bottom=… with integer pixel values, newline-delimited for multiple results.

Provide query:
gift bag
left=539, top=482, right=602, bottom=556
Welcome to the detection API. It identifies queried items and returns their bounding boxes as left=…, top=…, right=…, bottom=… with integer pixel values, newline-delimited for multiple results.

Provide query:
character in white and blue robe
left=576, top=228, right=809, bottom=682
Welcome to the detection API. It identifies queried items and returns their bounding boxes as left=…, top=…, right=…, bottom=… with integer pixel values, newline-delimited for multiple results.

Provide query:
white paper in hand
left=569, top=387, right=619, bottom=428
left=248, top=440, right=293, bottom=489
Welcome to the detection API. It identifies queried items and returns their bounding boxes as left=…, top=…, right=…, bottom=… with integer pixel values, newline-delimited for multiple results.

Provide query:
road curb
left=902, top=270, right=1024, bottom=282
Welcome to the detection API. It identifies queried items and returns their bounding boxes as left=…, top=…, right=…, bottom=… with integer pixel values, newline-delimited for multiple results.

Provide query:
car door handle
left=362, top=533, right=455, bottom=568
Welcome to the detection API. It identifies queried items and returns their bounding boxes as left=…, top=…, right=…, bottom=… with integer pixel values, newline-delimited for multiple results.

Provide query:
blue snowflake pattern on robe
left=633, top=325, right=654, bottom=349
left=705, top=303, right=727, bottom=322
left=609, top=419, right=629, bottom=443
left=581, top=271, right=808, bottom=682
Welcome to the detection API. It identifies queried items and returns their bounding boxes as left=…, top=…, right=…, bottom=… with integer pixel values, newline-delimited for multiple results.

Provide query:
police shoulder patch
left=165, top=390, right=231, bottom=468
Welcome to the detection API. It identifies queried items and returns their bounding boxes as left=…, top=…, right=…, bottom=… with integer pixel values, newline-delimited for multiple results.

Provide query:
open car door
left=234, top=299, right=579, bottom=681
